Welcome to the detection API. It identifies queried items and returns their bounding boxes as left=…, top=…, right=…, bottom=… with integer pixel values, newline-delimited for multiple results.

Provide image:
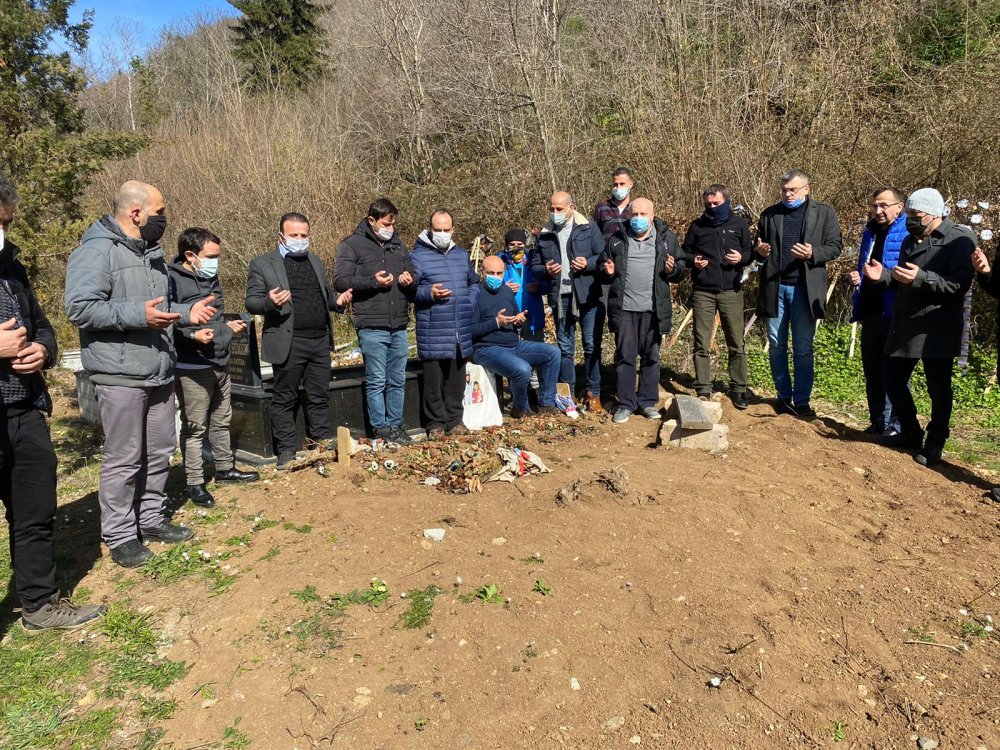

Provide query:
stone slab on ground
left=672, top=394, right=715, bottom=430
left=658, top=419, right=730, bottom=451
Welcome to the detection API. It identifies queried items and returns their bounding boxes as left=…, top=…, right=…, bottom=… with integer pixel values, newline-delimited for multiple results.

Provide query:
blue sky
left=70, top=0, right=236, bottom=52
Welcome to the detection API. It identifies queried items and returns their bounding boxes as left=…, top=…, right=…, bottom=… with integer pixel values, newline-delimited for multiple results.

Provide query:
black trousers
left=1, top=410, right=58, bottom=614
left=422, top=350, right=468, bottom=431
left=614, top=310, right=662, bottom=411
left=885, top=356, right=953, bottom=446
left=271, top=335, right=332, bottom=454
left=859, top=314, right=897, bottom=431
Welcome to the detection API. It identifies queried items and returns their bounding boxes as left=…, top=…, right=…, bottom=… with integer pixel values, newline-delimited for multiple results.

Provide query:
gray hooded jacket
left=65, top=216, right=195, bottom=387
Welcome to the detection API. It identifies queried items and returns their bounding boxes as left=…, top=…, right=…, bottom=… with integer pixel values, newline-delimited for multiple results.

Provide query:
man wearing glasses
left=753, top=169, right=842, bottom=418
left=864, top=188, right=975, bottom=467
left=848, top=186, right=908, bottom=437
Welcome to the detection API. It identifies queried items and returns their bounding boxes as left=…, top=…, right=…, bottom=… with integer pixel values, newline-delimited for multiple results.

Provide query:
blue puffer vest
left=411, top=231, right=480, bottom=360
left=851, top=214, right=908, bottom=321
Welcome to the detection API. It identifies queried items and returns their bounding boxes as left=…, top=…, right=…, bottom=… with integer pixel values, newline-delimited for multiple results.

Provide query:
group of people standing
left=0, top=165, right=994, bottom=634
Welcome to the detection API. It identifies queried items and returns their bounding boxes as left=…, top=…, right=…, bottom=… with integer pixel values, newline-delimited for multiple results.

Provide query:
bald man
left=599, top=198, right=685, bottom=423
left=66, top=181, right=216, bottom=569
left=531, top=191, right=606, bottom=411
left=471, top=255, right=562, bottom=418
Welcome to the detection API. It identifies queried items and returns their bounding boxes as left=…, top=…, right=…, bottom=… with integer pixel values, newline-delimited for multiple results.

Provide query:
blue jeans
left=766, top=283, right=815, bottom=406
left=555, top=294, right=600, bottom=395
left=357, top=327, right=408, bottom=429
left=474, top=341, right=561, bottom=411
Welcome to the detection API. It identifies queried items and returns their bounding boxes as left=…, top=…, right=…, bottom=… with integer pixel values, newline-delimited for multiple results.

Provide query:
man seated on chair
left=471, top=255, right=562, bottom=419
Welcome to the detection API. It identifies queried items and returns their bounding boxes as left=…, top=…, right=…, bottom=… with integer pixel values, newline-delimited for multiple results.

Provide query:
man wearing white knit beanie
left=862, top=187, right=975, bottom=467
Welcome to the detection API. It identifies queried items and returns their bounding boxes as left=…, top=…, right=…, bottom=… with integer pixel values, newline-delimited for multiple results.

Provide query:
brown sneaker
left=447, top=424, right=469, bottom=436
left=584, top=391, right=603, bottom=413
left=427, top=426, right=446, bottom=439
left=22, top=594, right=106, bottom=634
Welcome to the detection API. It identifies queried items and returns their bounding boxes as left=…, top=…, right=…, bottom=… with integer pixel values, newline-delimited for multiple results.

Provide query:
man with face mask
left=682, top=184, right=752, bottom=408
left=592, top=168, right=634, bottom=239
left=971, top=244, right=1000, bottom=502
left=499, top=228, right=545, bottom=343
left=532, top=191, right=606, bottom=411
left=753, top=169, right=843, bottom=418
left=66, top=181, right=218, bottom=568
left=246, top=213, right=352, bottom=468
left=471, top=255, right=562, bottom=418
left=169, top=228, right=259, bottom=508
left=863, top=188, right=975, bottom=467
left=0, top=173, right=106, bottom=631
left=334, top=198, right=415, bottom=444
left=600, top=198, right=685, bottom=423
left=410, top=209, right=480, bottom=437
left=848, top=186, right=909, bottom=436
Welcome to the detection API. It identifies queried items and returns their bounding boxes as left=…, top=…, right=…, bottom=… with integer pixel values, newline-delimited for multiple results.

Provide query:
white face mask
left=282, top=236, right=309, bottom=255
left=194, top=256, right=219, bottom=278
left=611, top=186, right=630, bottom=201
left=375, top=225, right=394, bottom=241
left=431, top=231, right=452, bottom=249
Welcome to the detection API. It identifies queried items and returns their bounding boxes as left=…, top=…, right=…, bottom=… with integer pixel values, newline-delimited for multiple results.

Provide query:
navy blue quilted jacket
left=411, top=231, right=480, bottom=360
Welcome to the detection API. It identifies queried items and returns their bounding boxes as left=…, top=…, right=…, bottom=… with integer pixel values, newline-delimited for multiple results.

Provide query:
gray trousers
left=176, top=367, right=234, bottom=485
left=96, top=381, right=175, bottom=549
left=691, top=289, right=747, bottom=396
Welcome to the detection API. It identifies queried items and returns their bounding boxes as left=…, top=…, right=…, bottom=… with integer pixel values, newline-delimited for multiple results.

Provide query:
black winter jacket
left=333, top=220, right=414, bottom=330
left=168, top=260, right=234, bottom=368
left=681, top=213, right=753, bottom=292
left=0, top=240, right=57, bottom=414
left=599, top=218, right=685, bottom=335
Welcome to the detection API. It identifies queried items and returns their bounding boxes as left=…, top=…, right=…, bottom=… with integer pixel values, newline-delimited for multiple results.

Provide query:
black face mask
left=905, top=215, right=928, bottom=239
left=704, top=199, right=731, bottom=226
left=140, top=214, right=167, bottom=245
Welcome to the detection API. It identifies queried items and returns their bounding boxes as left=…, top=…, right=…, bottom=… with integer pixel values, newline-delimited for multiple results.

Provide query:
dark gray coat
left=754, top=198, right=843, bottom=320
left=876, top=219, right=975, bottom=359
left=245, top=248, right=340, bottom=365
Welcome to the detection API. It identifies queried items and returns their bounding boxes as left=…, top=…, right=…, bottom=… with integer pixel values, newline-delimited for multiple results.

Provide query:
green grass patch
left=460, top=582, right=503, bottom=604
left=282, top=522, right=313, bottom=534
left=260, top=545, right=281, bottom=561
left=224, top=533, right=253, bottom=547
left=291, top=584, right=320, bottom=603
left=394, top=585, right=442, bottom=630
left=532, top=579, right=552, bottom=596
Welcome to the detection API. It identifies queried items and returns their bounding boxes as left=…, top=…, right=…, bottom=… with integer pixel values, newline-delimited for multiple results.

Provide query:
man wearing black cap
left=500, top=228, right=546, bottom=345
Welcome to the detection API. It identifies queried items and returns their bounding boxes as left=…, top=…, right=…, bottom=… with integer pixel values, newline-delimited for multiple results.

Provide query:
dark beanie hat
left=504, top=228, right=529, bottom=245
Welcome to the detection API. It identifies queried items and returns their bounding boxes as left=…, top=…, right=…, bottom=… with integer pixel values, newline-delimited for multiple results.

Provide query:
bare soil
left=62, top=395, right=1000, bottom=749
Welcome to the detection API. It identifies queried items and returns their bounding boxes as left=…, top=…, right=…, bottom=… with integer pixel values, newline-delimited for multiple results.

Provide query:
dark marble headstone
left=224, top=313, right=262, bottom=390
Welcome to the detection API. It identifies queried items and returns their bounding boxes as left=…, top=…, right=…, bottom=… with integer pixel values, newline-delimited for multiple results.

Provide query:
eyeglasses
left=782, top=183, right=809, bottom=196
left=484, top=271, right=504, bottom=277
left=869, top=201, right=902, bottom=211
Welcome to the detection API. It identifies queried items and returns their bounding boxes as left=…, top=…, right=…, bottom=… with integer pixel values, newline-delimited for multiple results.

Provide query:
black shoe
left=509, top=406, right=529, bottom=419
left=140, top=522, right=195, bottom=544
left=796, top=403, right=817, bottom=419
left=186, top=484, right=215, bottom=507
left=881, top=430, right=924, bottom=450
left=775, top=397, right=798, bottom=416
left=729, top=390, right=748, bottom=410
left=275, top=450, right=296, bottom=469
left=915, top=442, right=944, bottom=467
left=110, top=539, right=155, bottom=568
left=863, top=424, right=885, bottom=436
left=989, top=487, right=1000, bottom=503
left=215, top=467, right=260, bottom=483
left=537, top=405, right=561, bottom=416
left=389, top=425, right=413, bottom=445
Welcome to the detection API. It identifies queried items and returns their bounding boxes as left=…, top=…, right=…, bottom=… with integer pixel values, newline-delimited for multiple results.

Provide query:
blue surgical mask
left=551, top=211, right=567, bottom=227
left=630, top=216, right=650, bottom=235
left=782, top=197, right=805, bottom=210
left=282, top=237, right=309, bottom=255
left=611, top=186, right=630, bottom=202
left=485, top=275, right=503, bottom=291
left=195, top=256, right=219, bottom=279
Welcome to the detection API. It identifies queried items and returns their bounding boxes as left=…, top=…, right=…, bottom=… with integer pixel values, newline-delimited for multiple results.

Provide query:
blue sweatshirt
left=471, top=282, right=522, bottom=350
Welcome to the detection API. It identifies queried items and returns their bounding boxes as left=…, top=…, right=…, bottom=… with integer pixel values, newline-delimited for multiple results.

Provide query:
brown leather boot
left=584, top=391, right=603, bottom=413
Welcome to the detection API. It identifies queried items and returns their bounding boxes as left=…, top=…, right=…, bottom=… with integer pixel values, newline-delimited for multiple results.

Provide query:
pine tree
left=228, top=0, right=329, bottom=93
left=0, top=0, right=146, bottom=321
